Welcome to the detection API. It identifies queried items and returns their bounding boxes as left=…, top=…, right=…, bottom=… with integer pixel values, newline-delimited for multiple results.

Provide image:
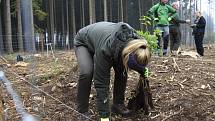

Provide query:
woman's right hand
left=190, top=24, right=196, bottom=28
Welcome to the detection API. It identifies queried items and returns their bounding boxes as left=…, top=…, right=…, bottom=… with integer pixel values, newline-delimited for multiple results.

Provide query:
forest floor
left=0, top=45, right=215, bottom=121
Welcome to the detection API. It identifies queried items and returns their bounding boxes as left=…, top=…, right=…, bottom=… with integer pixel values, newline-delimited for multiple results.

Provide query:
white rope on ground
left=1, top=69, right=94, bottom=121
left=0, top=71, right=37, bottom=121
left=152, top=56, right=215, bottom=63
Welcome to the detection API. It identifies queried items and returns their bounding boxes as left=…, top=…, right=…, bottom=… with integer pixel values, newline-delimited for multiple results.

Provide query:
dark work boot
left=111, top=104, right=131, bottom=117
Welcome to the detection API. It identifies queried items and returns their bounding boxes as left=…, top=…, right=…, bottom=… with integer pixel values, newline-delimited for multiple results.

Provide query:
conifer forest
left=0, top=0, right=215, bottom=121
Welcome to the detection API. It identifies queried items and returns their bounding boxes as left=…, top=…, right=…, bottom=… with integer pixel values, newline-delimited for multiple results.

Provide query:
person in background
left=169, top=2, right=190, bottom=55
left=191, top=11, right=206, bottom=56
left=74, top=22, right=151, bottom=121
left=147, top=0, right=177, bottom=56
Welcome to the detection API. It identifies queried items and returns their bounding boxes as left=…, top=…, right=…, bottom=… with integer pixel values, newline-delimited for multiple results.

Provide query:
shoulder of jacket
left=201, top=16, right=205, bottom=19
left=155, top=3, right=161, bottom=7
left=166, top=4, right=173, bottom=9
left=166, top=4, right=171, bottom=7
left=151, top=3, right=160, bottom=9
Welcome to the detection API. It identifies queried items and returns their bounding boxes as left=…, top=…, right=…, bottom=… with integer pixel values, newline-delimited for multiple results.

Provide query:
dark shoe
left=111, top=104, right=131, bottom=117
left=163, top=52, right=167, bottom=56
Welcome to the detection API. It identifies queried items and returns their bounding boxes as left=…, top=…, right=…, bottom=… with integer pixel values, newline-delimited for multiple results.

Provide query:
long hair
left=122, top=39, right=151, bottom=72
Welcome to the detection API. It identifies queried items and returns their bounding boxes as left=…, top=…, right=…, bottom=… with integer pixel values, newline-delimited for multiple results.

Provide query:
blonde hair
left=122, top=39, right=151, bottom=72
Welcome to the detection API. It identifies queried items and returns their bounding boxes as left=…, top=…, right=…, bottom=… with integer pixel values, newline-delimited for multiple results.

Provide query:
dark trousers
left=155, top=26, right=169, bottom=55
left=169, top=26, right=181, bottom=52
left=112, top=64, right=127, bottom=105
left=75, top=46, right=94, bottom=113
left=194, top=33, right=204, bottom=56
left=157, top=35, right=169, bottom=55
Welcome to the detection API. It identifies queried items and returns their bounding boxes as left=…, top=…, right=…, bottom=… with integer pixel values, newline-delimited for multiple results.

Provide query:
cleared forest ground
left=0, top=45, right=215, bottom=121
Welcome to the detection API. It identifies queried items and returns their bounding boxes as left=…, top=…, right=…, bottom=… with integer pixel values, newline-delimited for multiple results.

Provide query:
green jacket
left=148, top=3, right=177, bottom=26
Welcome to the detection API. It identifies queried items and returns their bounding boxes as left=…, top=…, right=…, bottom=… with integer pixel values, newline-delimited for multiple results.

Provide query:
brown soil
left=0, top=46, right=215, bottom=121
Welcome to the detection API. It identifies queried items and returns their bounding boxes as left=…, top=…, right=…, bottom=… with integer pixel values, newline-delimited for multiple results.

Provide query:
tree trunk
left=21, top=0, right=36, bottom=52
left=61, top=0, right=65, bottom=49
left=53, top=0, right=57, bottom=48
left=189, top=0, right=192, bottom=47
left=81, top=0, right=85, bottom=27
left=46, top=1, right=50, bottom=44
left=117, top=0, right=125, bottom=22
left=119, top=0, right=124, bottom=21
left=66, top=0, right=70, bottom=49
left=0, top=1, right=3, bottom=54
left=89, top=0, right=96, bottom=24
left=41, top=34, right=44, bottom=52
left=49, top=0, right=55, bottom=46
left=104, top=0, right=108, bottom=21
left=123, top=0, right=128, bottom=22
left=17, top=0, right=24, bottom=52
left=138, top=0, right=143, bottom=30
left=4, top=0, right=13, bottom=53
left=108, top=0, right=112, bottom=21
left=29, top=0, right=35, bottom=52
left=69, top=0, right=76, bottom=48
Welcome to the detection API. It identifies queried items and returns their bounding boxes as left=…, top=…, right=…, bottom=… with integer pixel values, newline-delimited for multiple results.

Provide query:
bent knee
left=79, top=71, right=93, bottom=80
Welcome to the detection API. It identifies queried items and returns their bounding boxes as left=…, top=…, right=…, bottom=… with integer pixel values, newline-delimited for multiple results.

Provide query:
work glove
left=168, top=17, right=172, bottom=21
left=190, top=24, right=196, bottom=28
left=100, top=118, right=109, bottom=121
left=144, top=67, right=149, bottom=78
left=154, top=18, right=159, bottom=21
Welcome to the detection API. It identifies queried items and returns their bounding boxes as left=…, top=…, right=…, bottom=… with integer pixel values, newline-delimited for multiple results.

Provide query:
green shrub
left=136, top=30, right=158, bottom=53
left=137, top=16, right=161, bottom=53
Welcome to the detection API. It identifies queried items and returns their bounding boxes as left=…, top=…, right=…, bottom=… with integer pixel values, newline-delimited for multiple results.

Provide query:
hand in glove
left=144, top=67, right=149, bottom=78
left=100, top=118, right=109, bottom=121
left=168, top=17, right=172, bottom=21
left=154, top=18, right=159, bottom=21
left=190, top=24, right=197, bottom=28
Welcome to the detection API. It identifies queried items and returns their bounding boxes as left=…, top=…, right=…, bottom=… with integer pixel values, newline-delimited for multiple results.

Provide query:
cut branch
left=161, top=108, right=183, bottom=121
left=172, top=58, right=181, bottom=72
